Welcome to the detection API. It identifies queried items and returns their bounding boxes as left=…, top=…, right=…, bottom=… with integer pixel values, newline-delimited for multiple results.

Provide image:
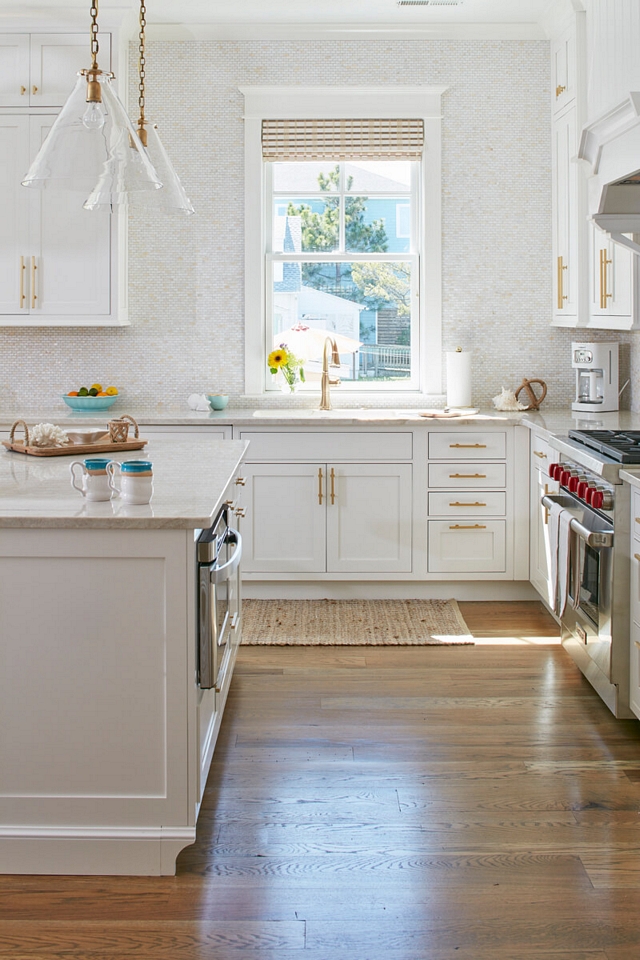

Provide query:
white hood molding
left=579, top=93, right=640, bottom=256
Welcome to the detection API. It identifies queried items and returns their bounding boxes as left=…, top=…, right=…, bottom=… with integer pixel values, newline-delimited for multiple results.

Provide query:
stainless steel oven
left=197, top=505, right=242, bottom=690
left=545, top=435, right=632, bottom=718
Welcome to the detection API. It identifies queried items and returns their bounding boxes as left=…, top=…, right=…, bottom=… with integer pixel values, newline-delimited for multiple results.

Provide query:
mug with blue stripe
left=107, top=460, right=154, bottom=502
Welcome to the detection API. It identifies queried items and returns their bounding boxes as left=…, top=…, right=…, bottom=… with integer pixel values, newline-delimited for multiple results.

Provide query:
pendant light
left=21, top=1, right=161, bottom=210
left=129, top=0, right=195, bottom=216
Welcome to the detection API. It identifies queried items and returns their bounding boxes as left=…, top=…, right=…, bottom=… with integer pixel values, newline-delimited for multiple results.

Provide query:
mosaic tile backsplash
left=1, top=38, right=634, bottom=413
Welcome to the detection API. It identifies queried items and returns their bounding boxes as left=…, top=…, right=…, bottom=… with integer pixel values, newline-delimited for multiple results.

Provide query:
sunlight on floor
left=472, top=635, right=563, bottom=645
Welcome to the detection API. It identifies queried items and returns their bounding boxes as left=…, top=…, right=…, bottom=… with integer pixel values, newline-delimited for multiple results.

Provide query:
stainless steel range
left=546, top=429, right=635, bottom=719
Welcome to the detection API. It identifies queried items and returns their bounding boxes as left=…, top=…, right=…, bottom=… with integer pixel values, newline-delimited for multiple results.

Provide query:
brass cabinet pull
left=449, top=473, right=486, bottom=479
left=19, top=256, right=26, bottom=308
left=599, top=248, right=612, bottom=309
left=557, top=256, right=568, bottom=309
left=555, top=84, right=566, bottom=98
left=634, top=553, right=640, bottom=562
left=330, top=467, right=336, bottom=505
left=543, top=483, right=550, bottom=525
left=318, top=467, right=323, bottom=505
left=234, top=507, right=246, bottom=518
left=30, top=257, right=37, bottom=308
left=449, top=443, right=486, bottom=449
left=32, top=85, right=38, bottom=95
left=449, top=501, right=487, bottom=507
left=533, top=450, right=547, bottom=459
left=230, top=613, right=239, bottom=629
left=20, top=85, right=26, bottom=95
left=235, top=477, right=246, bottom=486
left=449, top=524, right=487, bottom=530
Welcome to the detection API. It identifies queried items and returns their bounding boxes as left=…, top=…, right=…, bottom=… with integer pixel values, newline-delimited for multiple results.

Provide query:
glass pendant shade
left=22, top=72, right=162, bottom=209
left=130, top=123, right=194, bottom=216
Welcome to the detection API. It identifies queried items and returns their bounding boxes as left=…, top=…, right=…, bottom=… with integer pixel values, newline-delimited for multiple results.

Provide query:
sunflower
left=268, top=348, right=289, bottom=371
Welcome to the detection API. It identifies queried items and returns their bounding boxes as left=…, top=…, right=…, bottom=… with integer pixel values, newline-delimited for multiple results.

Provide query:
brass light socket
left=83, top=68, right=103, bottom=103
left=137, top=122, right=148, bottom=147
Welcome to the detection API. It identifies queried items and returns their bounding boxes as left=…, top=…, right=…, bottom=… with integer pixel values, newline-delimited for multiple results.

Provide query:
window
left=241, top=86, right=446, bottom=396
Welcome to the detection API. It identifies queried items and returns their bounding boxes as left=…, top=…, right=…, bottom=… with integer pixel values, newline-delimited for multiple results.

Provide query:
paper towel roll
left=446, top=351, right=472, bottom=408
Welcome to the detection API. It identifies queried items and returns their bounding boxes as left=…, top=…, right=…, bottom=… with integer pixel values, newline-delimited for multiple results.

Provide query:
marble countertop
left=0, top=437, right=248, bottom=529
left=621, top=470, right=640, bottom=490
left=2, top=403, right=639, bottom=434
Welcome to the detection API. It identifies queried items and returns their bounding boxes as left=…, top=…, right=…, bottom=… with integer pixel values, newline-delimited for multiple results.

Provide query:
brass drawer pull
left=32, top=85, right=38, bottom=95
left=31, top=256, right=37, bottom=308
left=230, top=613, right=239, bottom=629
left=19, top=256, right=26, bottom=308
left=318, top=467, right=323, bottom=505
left=533, top=450, right=547, bottom=459
left=635, top=518, right=640, bottom=525
left=634, top=554, right=640, bottom=562
left=235, top=477, right=246, bottom=486
left=449, top=524, right=487, bottom=530
left=330, top=467, right=336, bottom=505
left=234, top=507, right=246, bottom=518
left=449, top=501, right=487, bottom=507
left=599, top=248, right=613, bottom=310
left=20, top=85, right=26, bottom=95
left=557, top=255, right=568, bottom=309
left=556, top=84, right=566, bottom=98
left=449, top=443, right=486, bottom=449
left=449, top=473, right=486, bottom=479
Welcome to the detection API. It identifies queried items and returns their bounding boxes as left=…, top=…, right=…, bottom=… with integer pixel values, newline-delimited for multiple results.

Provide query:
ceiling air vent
left=397, top=1, right=462, bottom=6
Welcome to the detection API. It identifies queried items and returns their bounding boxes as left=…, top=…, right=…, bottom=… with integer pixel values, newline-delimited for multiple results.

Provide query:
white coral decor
left=30, top=423, right=69, bottom=447
left=492, top=387, right=527, bottom=412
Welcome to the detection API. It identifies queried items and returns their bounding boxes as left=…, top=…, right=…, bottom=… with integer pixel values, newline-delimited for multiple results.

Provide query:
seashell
left=492, top=387, right=527, bottom=412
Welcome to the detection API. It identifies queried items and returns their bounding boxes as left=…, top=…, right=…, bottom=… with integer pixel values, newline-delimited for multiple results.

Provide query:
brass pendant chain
left=89, top=0, right=100, bottom=71
left=137, top=0, right=147, bottom=146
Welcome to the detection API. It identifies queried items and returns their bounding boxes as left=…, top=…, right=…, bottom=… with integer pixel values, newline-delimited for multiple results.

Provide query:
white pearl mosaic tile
left=2, top=38, right=635, bottom=414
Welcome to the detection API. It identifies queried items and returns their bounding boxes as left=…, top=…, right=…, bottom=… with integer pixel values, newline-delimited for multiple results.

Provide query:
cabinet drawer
left=429, top=432, right=506, bottom=460
left=428, top=520, right=506, bottom=573
left=531, top=434, right=552, bottom=475
left=428, top=491, right=506, bottom=517
left=632, top=537, right=640, bottom=618
left=428, top=462, right=506, bottom=488
left=240, top=431, right=412, bottom=462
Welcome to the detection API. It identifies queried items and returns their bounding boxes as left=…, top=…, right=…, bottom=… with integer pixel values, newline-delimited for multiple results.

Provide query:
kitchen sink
left=252, top=408, right=406, bottom=419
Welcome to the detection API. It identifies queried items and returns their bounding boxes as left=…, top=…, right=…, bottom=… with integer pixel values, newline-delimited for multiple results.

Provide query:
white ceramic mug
left=70, top=458, right=113, bottom=501
left=107, top=460, right=154, bottom=504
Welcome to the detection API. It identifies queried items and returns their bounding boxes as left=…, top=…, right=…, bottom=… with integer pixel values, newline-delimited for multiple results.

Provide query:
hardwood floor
left=2, top=601, right=640, bottom=959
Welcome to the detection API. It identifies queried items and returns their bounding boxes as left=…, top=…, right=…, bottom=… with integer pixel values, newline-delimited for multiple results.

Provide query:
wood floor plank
left=3, top=601, right=640, bottom=958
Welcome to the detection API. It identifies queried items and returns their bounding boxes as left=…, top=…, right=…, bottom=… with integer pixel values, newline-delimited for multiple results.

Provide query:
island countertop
left=0, top=437, right=248, bottom=529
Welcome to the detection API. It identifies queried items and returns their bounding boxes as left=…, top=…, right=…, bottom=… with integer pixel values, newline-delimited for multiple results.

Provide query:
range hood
left=579, top=92, right=640, bottom=256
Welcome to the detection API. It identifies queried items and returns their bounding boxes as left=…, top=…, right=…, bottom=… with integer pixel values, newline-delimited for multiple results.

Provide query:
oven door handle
left=209, top=529, right=242, bottom=584
left=541, top=495, right=613, bottom=548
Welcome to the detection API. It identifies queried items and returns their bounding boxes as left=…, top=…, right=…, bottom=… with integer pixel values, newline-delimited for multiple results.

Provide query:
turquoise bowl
left=207, top=395, right=229, bottom=410
left=62, top=395, right=119, bottom=411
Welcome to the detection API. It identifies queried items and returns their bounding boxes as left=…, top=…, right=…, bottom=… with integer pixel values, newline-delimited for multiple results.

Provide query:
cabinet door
left=242, top=463, right=326, bottom=573
left=0, top=35, right=30, bottom=106
left=551, top=26, right=577, bottom=114
left=326, top=463, right=412, bottom=573
left=30, top=34, right=111, bottom=107
left=587, top=223, right=638, bottom=329
left=0, top=116, right=30, bottom=314
left=552, top=105, right=582, bottom=325
left=28, top=116, right=111, bottom=317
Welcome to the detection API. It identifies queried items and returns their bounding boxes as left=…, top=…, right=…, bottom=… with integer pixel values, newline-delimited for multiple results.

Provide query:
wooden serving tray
left=2, top=438, right=148, bottom=457
left=4, top=415, right=147, bottom=458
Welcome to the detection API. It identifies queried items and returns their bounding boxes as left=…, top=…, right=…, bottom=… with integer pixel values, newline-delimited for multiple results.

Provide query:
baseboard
left=242, top=581, right=539, bottom=601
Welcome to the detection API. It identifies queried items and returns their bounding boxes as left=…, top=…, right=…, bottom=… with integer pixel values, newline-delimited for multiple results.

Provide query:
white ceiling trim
left=146, top=21, right=547, bottom=41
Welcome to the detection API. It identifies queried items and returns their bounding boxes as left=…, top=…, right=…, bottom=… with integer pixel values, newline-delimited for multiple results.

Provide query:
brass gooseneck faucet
left=319, top=337, right=341, bottom=410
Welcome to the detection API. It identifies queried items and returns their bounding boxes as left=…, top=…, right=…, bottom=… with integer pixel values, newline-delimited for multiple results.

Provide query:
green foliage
left=351, top=262, right=412, bottom=316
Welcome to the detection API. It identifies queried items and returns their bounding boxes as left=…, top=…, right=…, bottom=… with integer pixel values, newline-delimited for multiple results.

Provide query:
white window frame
left=241, top=85, right=447, bottom=397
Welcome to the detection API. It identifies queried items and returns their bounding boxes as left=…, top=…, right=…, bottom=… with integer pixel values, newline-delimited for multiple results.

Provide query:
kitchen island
left=0, top=437, right=248, bottom=875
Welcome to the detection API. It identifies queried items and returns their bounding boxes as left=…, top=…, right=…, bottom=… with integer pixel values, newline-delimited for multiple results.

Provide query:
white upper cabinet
left=0, top=34, right=111, bottom=108
left=552, top=103, right=586, bottom=326
left=587, top=221, right=639, bottom=329
left=552, top=25, right=579, bottom=114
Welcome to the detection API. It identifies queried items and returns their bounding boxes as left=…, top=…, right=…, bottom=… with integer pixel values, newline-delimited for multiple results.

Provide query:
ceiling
left=0, top=0, right=579, bottom=39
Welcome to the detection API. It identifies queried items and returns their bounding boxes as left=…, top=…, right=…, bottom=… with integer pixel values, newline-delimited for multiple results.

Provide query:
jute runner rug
left=241, top=599, right=474, bottom=645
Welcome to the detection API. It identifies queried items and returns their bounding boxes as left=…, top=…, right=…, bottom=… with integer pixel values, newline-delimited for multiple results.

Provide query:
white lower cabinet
left=529, top=431, right=558, bottom=608
left=242, top=460, right=412, bottom=574
left=629, top=491, right=640, bottom=720
left=428, top=520, right=506, bottom=573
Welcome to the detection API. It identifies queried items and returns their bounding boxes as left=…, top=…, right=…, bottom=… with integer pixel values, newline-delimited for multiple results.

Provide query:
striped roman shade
left=261, top=118, right=425, bottom=161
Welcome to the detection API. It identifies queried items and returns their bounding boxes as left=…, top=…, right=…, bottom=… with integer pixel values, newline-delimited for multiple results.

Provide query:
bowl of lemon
left=63, top=384, right=120, bottom=410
